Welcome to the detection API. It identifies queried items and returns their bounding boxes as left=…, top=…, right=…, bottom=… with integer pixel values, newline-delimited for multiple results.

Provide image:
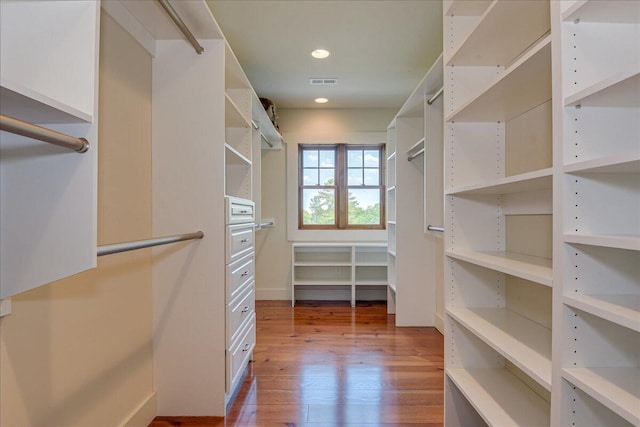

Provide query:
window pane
left=302, top=189, right=335, bottom=225
left=303, top=168, right=318, bottom=185
left=363, top=168, right=379, bottom=185
left=348, top=189, right=380, bottom=225
left=319, top=150, right=335, bottom=167
left=303, top=150, right=319, bottom=168
left=347, top=149, right=363, bottom=167
left=348, top=168, right=363, bottom=186
left=364, top=150, right=379, bottom=167
left=319, top=168, right=335, bottom=185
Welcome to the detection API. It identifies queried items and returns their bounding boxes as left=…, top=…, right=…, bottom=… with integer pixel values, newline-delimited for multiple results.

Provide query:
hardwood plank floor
left=150, top=300, right=444, bottom=426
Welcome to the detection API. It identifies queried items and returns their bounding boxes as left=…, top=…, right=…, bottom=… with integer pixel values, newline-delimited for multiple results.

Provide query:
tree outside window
left=299, top=144, right=385, bottom=229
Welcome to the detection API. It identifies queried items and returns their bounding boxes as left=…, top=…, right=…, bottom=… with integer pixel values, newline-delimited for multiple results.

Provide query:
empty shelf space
left=564, top=233, right=640, bottom=251
left=446, top=368, right=550, bottom=427
left=446, top=250, right=553, bottom=287
left=225, top=144, right=251, bottom=166
left=446, top=0, right=550, bottom=66
left=563, top=367, right=640, bottom=426
left=446, top=168, right=552, bottom=195
left=355, top=280, right=388, bottom=286
left=564, top=294, right=640, bottom=333
left=446, top=35, right=551, bottom=122
left=564, top=152, right=640, bottom=174
left=355, top=261, right=388, bottom=267
left=406, top=138, right=425, bottom=159
left=565, top=70, right=640, bottom=108
left=293, top=262, right=352, bottom=267
left=562, top=0, right=640, bottom=23
left=448, top=307, right=552, bottom=390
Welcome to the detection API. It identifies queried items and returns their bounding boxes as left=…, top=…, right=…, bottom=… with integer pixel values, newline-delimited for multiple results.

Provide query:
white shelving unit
left=443, top=1, right=553, bottom=425
left=386, top=54, right=443, bottom=326
left=291, top=243, right=387, bottom=307
left=553, top=1, right=640, bottom=425
left=0, top=0, right=100, bottom=300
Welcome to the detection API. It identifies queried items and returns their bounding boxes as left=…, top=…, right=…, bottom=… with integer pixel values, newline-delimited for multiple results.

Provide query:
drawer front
left=227, top=281, right=255, bottom=346
left=225, top=252, right=254, bottom=302
left=226, top=224, right=255, bottom=263
left=226, top=314, right=256, bottom=394
left=225, top=196, right=255, bottom=225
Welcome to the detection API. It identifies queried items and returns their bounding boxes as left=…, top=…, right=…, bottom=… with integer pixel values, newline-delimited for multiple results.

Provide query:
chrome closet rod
left=0, top=114, right=89, bottom=153
left=426, top=87, right=444, bottom=105
left=260, top=132, right=274, bottom=148
left=97, top=231, right=204, bottom=256
left=427, top=225, right=444, bottom=232
left=407, top=148, right=425, bottom=162
left=156, top=0, right=204, bottom=54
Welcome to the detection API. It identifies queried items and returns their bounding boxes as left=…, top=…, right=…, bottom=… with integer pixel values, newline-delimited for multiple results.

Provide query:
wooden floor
left=150, top=300, right=444, bottom=426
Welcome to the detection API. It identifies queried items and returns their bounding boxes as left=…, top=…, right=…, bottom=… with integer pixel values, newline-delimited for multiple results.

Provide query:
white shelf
left=387, top=250, right=396, bottom=257
left=562, top=0, right=640, bottom=23
left=293, top=280, right=352, bottom=286
left=564, top=294, right=640, bottom=333
left=564, top=152, right=640, bottom=174
left=355, top=262, right=388, bottom=267
left=386, top=186, right=396, bottom=193
left=293, top=262, right=351, bottom=267
left=446, top=168, right=552, bottom=196
left=446, top=368, right=550, bottom=427
left=446, top=0, right=550, bottom=66
left=388, top=282, right=396, bottom=292
left=225, top=144, right=251, bottom=166
left=355, top=280, right=388, bottom=286
left=448, top=307, right=552, bottom=390
left=387, top=220, right=396, bottom=225
left=446, top=250, right=553, bottom=287
left=563, top=367, right=640, bottom=426
left=564, top=233, right=640, bottom=251
left=446, top=35, right=551, bottom=122
left=565, top=69, right=640, bottom=108
left=225, top=93, right=250, bottom=128
left=387, top=152, right=396, bottom=161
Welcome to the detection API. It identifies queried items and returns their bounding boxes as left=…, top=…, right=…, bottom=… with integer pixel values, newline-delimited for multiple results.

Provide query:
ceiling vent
left=309, top=78, right=338, bottom=85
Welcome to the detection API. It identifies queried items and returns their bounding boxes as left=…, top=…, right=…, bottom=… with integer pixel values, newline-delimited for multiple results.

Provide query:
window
left=299, top=144, right=385, bottom=229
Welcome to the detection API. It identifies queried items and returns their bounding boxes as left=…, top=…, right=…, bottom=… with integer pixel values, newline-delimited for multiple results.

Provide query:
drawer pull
left=240, top=210, right=248, bottom=214
left=240, top=271, right=249, bottom=277
left=241, top=306, right=250, bottom=313
left=240, top=238, right=249, bottom=243
left=242, top=343, right=250, bottom=352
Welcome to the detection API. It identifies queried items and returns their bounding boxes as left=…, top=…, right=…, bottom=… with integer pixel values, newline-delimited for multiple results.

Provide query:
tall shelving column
left=386, top=122, right=397, bottom=314
left=552, top=1, right=640, bottom=425
left=442, top=1, right=553, bottom=425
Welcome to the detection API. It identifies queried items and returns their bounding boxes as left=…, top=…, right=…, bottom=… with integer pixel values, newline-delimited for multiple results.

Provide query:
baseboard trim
left=120, top=392, right=157, bottom=427
left=435, top=312, right=444, bottom=335
left=255, top=288, right=289, bottom=300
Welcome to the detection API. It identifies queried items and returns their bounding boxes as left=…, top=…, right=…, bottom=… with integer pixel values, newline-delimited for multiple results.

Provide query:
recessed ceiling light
left=311, top=49, right=330, bottom=59
left=315, top=97, right=328, bottom=104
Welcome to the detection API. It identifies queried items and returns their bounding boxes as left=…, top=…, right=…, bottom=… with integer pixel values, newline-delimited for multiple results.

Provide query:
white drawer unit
left=225, top=196, right=255, bottom=225
left=226, top=281, right=255, bottom=346
left=225, top=251, right=254, bottom=302
left=226, top=223, right=255, bottom=263
left=226, top=313, right=256, bottom=394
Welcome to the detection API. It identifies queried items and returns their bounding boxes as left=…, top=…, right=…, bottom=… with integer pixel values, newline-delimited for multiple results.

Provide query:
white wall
left=255, top=108, right=396, bottom=300
left=0, top=12, right=155, bottom=426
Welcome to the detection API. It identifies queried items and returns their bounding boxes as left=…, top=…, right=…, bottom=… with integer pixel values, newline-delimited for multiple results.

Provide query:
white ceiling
left=206, top=0, right=443, bottom=110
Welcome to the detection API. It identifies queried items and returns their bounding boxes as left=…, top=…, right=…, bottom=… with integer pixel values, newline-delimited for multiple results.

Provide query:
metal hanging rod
left=260, top=221, right=275, bottom=228
left=260, top=132, right=274, bottom=148
left=407, top=148, right=425, bottom=162
left=251, top=120, right=259, bottom=130
left=427, top=225, right=444, bottom=232
left=97, top=231, right=204, bottom=257
left=426, top=87, right=444, bottom=105
left=156, top=0, right=204, bottom=55
left=0, top=114, right=89, bottom=153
